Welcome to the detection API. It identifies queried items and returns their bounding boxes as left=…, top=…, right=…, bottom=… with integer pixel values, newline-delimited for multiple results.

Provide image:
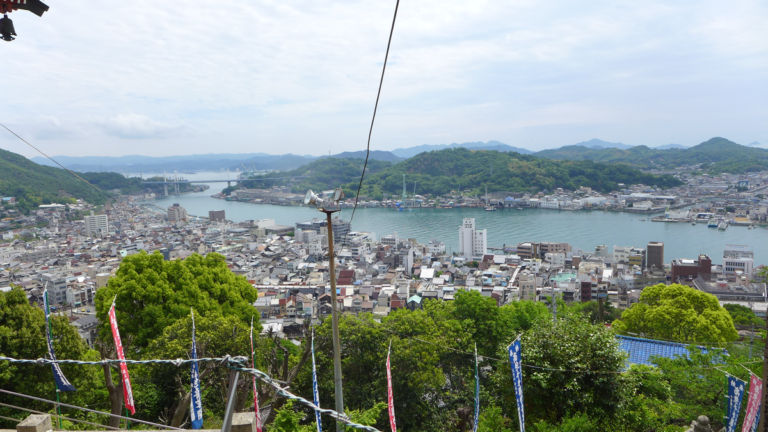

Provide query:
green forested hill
left=342, top=147, right=682, bottom=199
left=0, top=148, right=187, bottom=212
left=534, top=137, right=768, bottom=173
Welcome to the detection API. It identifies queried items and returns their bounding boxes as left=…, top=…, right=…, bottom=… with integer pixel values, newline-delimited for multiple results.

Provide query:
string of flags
left=720, top=368, right=763, bottom=432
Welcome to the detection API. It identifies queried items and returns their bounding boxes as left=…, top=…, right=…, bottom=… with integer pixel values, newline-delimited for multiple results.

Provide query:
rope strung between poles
left=0, top=356, right=382, bottom=432
left=0, top=401, right=122, bottom=431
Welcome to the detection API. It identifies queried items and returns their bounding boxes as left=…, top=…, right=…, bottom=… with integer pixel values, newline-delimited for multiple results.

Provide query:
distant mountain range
left=29, top=137, right=764, bottom=174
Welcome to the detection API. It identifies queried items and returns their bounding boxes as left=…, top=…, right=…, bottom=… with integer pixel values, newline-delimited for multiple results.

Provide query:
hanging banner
left=750, top=406, right=761, bottom=432
left=726, top=376, right=746, bottom=432
left=311, top=330, right=321, bottom=432
left=189, top=310, right=203, bottom=429
left=473, top=344, right=480, bottom=432
left=108, top=301, right=136, bottom=415
left=43, top=287, right=76, bottom=392
left=250, top=318, right=263, bottom=432
left=742, top=374, right=762, bottom=432
left=508, top=339, right=525, bottom=432
left=387, top=342, right=397, bottom=432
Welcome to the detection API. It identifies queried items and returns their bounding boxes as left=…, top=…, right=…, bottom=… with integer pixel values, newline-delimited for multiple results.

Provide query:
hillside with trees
left=534, top=137, right=768, bottom=173
left=340, top=147, right=682, bottom=199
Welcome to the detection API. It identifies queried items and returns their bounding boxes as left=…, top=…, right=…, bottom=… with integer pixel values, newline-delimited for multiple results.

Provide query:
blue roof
left=617, top=335, right=727, bottom=366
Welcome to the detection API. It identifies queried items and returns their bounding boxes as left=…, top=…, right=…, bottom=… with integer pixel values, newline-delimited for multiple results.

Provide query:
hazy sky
left=2, top=0, right=767, bottom=158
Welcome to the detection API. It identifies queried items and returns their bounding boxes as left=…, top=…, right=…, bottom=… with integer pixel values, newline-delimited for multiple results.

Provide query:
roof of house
left=616, top=335, right=726, bottom=366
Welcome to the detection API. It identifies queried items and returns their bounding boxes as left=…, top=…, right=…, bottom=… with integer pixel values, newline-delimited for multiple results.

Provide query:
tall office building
left=458, top=218, right=487, bottom=259
left=84, top=212, right=109, bottom=236
left=519, top=270, right=537, bottom=301
left=167, top=203, right=188, bottom=222
left=647, top=242, right=664, bottom=270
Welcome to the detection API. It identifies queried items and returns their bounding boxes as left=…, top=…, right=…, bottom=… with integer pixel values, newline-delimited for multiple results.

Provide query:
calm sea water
left=138, top=172, right=768, bottom=266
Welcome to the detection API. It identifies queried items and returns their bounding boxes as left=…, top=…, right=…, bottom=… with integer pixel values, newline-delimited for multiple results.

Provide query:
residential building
left=209, top=210, right=226, bottom=222
left=519, top=270, right=536, bottom=301
left=20, top=247, right=57, bottom=263
left=84, top=212, right=109, bottom=236
left=647, top=242, right=664, bottom=270
left=723, top=245, right=754, bottom=278
left=671, top=255, right=712, bottom=283
left=459, top=218, right=487, bottom=259
left=427, top=240, right=446, bottom=254
left=167, top=203, right=188, bottom=222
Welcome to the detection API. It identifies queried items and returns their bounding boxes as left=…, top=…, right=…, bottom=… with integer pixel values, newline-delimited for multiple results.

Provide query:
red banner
left=108, top=304, right=136, bottom=415
left=387, top=345, right=396, bottom=432
left=250, top=321, right=262, bottom=432
left=742, top=374, right=762, bottom=432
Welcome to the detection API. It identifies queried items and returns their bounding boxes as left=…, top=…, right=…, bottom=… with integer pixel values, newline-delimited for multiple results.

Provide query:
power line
left=0, top=401, right=121, bottom=431
left=0, top=123, right=120, bottom=204
left=348, top=0, right=401, bottom=227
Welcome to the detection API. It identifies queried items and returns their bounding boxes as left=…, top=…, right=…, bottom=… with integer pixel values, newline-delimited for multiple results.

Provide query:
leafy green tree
left=94, top=251, right=259, bottom=348
left=0, top=287, right=104, bottom=428
left=723, top=304, right=764, bottom=327
left=478, top=405, right=512, bottom=432
left=612, top=283, right=738, bottom=343
left=494, top=316, right=631, bottom=424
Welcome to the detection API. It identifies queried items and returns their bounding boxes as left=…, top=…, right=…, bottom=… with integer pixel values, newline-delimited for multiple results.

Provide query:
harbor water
left=140, top=172, right=768, bottom=266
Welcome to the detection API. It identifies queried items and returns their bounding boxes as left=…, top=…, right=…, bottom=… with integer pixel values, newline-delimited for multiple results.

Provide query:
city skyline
left=2, top=0, right=766, bottom=158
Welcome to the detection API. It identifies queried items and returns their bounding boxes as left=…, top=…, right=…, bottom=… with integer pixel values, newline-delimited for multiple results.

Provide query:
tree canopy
left=612, top=283, right=739, bottom=343
left=94, top=251, right=259, bottom=348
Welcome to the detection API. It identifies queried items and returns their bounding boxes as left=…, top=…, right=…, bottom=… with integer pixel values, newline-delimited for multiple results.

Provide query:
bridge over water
left=141, top=176, right=307, bottom=196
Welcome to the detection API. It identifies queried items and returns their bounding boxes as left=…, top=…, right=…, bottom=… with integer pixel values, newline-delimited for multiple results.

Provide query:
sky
left=2, top=0, right=767, bottom=158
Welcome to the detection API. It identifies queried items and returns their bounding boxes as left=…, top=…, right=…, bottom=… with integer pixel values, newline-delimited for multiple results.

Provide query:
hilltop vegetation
left=339, top=147, right=682, bottom=199
left=535, top=137, right=768, bottom=173
left=0, top=147, right=197, bottom=214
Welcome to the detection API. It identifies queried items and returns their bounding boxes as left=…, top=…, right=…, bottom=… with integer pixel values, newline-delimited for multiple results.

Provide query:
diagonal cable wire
left=0, top=401, right=121, bottom=431
left=348, top=0, right=401, bottom=228
left=0, top=123, right=120, bottom=203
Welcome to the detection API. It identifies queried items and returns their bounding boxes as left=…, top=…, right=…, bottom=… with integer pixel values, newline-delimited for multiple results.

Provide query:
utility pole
left=322, top=208, right=345, bottom=432
left=304, top=189, right=346, bottom=432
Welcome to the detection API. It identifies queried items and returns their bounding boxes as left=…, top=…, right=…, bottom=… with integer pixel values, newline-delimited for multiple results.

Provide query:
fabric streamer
left=387, top=341, right=396, bottom=432
left=189, top=310, right=203, bottom=429
left=742, top=373, right=762, bottom=432
left=43, top=286, right=76, bottom=392
left=726, top=376, right=746, bottom=432
left=250, top=317, right=263, bottom=432
left=473, top=344, right=480, bottom=432
left=108, top=298, right=135, bottom=414
left=508, top=338, right=525, bottom=432
left=311, top=329, right=322, bottom=432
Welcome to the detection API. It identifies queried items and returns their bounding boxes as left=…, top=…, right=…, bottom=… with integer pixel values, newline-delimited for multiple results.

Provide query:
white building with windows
left=519, top=270, right=537, bottom=301
left=427, top=240, right=446, bottom=254
left=167, top=203, right=188, bottom=222
left=723, top=245, right=754, bottom=278
left=84, top=212, right=109, bottom=236
left=458, top=218, right=487, bottom=259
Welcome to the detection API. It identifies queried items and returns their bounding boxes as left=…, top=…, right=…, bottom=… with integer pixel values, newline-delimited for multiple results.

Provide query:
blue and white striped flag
left=43, top=286, right=75, bottom=392
left=190, top=309, right=203, bottom=429
left=508, top=338, right=525, bottom=432
left=311, top=329, right=321, bottom=432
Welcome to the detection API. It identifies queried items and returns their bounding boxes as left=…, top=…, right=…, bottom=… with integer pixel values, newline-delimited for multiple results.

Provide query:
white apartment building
left=381, top=233, right=399, bottom=247
left=427, top=240, right=446, bottom=254
left=519, top=270, right=537, bottom=301
left=458, top=218, right=487, bottom=259
left=545, top=253, right=565, bottom=269
left=84, top=212, right=109, bottom=236
left=167, top=203, right=188, bottom=222
left=540, top=199, right=560, bottom=209
left=723, top=245, right=754, bottom=277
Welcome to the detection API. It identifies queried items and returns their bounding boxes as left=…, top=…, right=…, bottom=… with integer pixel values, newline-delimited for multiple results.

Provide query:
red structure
left=1, top=0, right=49, bottom=16
left=670, top=254, right=712, bottom=283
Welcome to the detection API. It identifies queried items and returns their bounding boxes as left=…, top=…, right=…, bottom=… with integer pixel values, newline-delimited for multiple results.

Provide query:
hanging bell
left=0, top=14, right=16, bottom=41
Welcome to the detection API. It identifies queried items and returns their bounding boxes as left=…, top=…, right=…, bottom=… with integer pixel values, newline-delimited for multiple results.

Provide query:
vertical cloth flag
left=386, top=341, right=397, bottom=432
left=473, top=344, right=480, bottom=432
left=43, top=286, right=76, bottom=392
left=189, top=310, right=203, bottom=429
left=508, top=338, right=525, bottom=432
left=311, top=329, right=321, bottom=432
left=250, top=318, right=263, bottom=432
left=742, top=374, right=762, bottom=432
left=108, top=299, right=136, bottom=415
left=726, top=376, right=746, bottom=432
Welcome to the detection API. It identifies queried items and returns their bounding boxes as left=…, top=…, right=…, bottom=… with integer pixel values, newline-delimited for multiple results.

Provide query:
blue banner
left=473, top=345, right=479, bottom=432
left=726, top=376, right=746, bottom=432
left=43, top=287, right=76, bottom=392
left=508, top=339, right=525, bottom=432
left=190, top=310, right=203, bottom=429
left=750, top=405, right=761, bottom=432
left=311, top=330, right=321, bottom=432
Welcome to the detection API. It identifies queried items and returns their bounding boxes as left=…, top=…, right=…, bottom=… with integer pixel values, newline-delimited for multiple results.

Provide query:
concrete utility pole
left=304, top=188, right=346, bottom=432
left=759, top=306, right=768, bottom=432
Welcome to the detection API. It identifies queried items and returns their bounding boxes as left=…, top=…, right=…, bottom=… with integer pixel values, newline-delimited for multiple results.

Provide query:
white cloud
left=96, top=114, right=186, bottom=139
left=0, top=0, right=765, bottom=156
